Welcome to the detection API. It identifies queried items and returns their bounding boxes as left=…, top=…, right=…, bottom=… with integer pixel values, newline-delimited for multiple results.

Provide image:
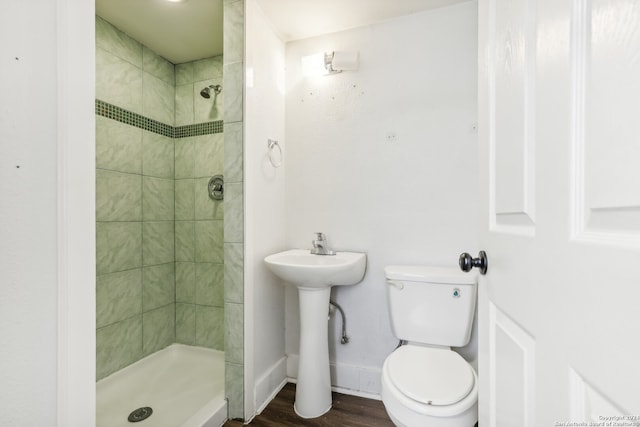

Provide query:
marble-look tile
left=142, top=221, right=174, bottom=266
left=142, top=304, right=175, bottom=356
left=194, top=77, right=224, bottom=123
left=195, top=220, right=224, bottom=263
left=195, top=263, right=224, bottom=307
left=175, top=84, right=195, bottom=126
left=96, top=48, right=143, bottom=115
left=175, top=179, right=195, bottom=220
left=194, top=133, right=224, bottom=178
left=224, top=243, right=244, bottom=304
left=175, top=137, right=195, bottom=179
left=142, top=46, right=174, bottom=85
left=223, top=182, right=243, bottom=243
left=194, top=56, right=223, bottom=81
left=142, top=176, right=174, bottom=221
left=224, top=302, right=243, bottom=364
left=213, top=56, right=224, bottom=77
left=96, top=269, right=142, bottom=329
left=222, top=15, right=243, bottom=407
left=175, top=221, right=195, bottom=262
left=142, top=131, right=174, bottom=179
left=195, top=177, right=224, bottom=220
left=95, top=16, right=142, bottom=68
left=175, top=62, right=194, bottom=85
left=96, top=115, right=142, bottom=174
left=176, top=303, right=196, bottom=345
left=96, top=222, right=142, bottom=275
left=195, top=305, right=224, bottom=350
left=96, top=316, right=142, bottom=380
left=223, top=1, right=244, bottom=66
left=96, top=170, right=142, bottom=222
left=142, top=263, right=175, bottom=311
left=143, top=72, right=175, bottom=126
left=176, top=262, right=196, bottom=303
left=193, top=65, right=209, bottom=87
left=226, top=361, right=244, bottom=419
left=224, top=122, right=242, bottom=183
left=223, top=62, right=243, bottom=123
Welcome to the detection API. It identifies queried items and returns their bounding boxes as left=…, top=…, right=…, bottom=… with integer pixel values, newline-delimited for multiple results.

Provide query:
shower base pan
left=97, top=344, right=226, bottom=427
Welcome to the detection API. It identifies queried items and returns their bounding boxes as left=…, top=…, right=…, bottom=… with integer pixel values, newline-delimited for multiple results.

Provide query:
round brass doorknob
left=459, top=251, right=488, bottom=275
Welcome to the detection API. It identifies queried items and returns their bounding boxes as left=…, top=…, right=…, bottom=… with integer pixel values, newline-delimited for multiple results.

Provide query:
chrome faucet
left=311, top=232, right=336, bottom=255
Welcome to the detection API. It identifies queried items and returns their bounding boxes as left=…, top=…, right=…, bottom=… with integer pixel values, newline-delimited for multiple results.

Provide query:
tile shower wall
left=223, top=0, right=246, bottom=419
left=173, top=59, right=225, bottom=349
left=95, top=16, right=176, bottom=380
left=95, top=16, right=226, bottom=380
left=176, top=58, right=224, bottom=125
left=96, top=17, right=175, bottom=126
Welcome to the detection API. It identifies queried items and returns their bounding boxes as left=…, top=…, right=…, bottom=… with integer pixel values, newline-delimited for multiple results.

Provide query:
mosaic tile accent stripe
left=96, top=99, right=223, bottom=138
left=175, top=122, right=224, bottom=138
left=96, top=100, right=173, bottom=137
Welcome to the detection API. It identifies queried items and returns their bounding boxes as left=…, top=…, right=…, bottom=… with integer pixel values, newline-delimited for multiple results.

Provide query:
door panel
left=573, top=0, right=640, bottom=241
left=569, top=369, right=630, bottom=422
left=490, top=303, right=536, bottom=427
left=479, top=0, right=640, bottom=425
left=491, top=0, right=537, bottom=232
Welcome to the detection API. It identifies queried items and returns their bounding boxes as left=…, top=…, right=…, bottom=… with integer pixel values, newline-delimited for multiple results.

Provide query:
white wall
left=1, top=0, right=96, bottom=425
left=244, top=0, right=288, bottom=417
left=283, top=1, right=479, bottom=395
left=0, top=3, right=59, bottom=423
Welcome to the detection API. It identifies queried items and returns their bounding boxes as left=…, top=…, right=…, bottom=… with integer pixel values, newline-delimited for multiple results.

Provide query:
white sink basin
left=264, top=248, right=367, bottom=418
left=264, top=249, right=366, bottom=288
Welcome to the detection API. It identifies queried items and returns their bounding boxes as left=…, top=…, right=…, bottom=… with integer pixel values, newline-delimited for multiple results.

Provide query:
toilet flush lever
left=386, top=279, right=404, bottom=290
left=459, top=251, right=488, bottom=275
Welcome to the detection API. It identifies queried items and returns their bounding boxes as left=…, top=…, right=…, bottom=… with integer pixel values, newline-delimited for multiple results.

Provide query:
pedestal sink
left=264, top=249, right=366, bottom=418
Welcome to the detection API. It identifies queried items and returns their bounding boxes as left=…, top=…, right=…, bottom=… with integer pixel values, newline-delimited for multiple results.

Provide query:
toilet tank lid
left=385, top=265, right=477, bottom=285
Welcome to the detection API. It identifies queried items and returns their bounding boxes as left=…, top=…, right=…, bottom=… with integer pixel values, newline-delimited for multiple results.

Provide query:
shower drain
left=127, top=407, right=153, bottom=423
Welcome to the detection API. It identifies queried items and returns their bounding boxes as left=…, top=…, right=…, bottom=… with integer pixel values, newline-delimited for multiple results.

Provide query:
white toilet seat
left=387, top=345, right=474, bottom=406
left=381, top=345, right=478, bottom=419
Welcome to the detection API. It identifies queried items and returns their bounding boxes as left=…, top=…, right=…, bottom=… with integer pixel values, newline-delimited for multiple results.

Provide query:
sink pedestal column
left=294, top=286, right=332, bottom=418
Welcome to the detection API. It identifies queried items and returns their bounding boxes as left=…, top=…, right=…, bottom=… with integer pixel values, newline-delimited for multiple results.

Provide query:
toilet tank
left=385, top=265, right=477, bottom=347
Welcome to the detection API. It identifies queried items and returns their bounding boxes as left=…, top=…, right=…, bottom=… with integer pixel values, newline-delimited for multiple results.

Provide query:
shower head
left=200, top=84, right=222, bottom=99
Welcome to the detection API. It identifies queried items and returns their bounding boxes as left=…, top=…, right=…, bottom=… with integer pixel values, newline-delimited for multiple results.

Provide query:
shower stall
left=94, top=0, right=245, bottom=423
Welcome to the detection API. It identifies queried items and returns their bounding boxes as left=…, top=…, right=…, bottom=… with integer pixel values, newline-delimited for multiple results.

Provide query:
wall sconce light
left=301, top=51, right=359, bottom=77
left=324, top=51, right=359, bottom=75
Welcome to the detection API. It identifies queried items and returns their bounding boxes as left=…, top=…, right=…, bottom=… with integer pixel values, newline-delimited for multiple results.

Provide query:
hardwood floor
left=224, top=383, right=395, bottom=427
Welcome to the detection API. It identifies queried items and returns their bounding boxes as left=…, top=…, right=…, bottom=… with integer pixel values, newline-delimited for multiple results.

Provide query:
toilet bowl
left=381, top=345, right=477, bottom=427
left=381, top=265, right=478, bottom=427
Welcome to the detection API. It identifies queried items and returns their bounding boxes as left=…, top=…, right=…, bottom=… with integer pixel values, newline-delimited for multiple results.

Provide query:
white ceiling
left=255, top=0, right=469, bottom=42
left=95, top=0, right=468, bottom=64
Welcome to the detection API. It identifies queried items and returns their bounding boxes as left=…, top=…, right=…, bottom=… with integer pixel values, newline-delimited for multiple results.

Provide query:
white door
left=478, top=0, right=640, bottom=425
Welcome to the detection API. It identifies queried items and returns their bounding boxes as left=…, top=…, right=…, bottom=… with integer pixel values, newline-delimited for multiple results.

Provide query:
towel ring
left=268, top=139, right=282, bottom=168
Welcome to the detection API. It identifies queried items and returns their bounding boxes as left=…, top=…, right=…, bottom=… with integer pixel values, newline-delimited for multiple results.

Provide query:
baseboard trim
left=254, top=357, right=288, bottom=415
left=285, top=354, right=382, bottom=398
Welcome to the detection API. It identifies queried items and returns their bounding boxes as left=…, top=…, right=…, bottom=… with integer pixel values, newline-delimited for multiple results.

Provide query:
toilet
left=381, top=265, right=478, bottom=427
